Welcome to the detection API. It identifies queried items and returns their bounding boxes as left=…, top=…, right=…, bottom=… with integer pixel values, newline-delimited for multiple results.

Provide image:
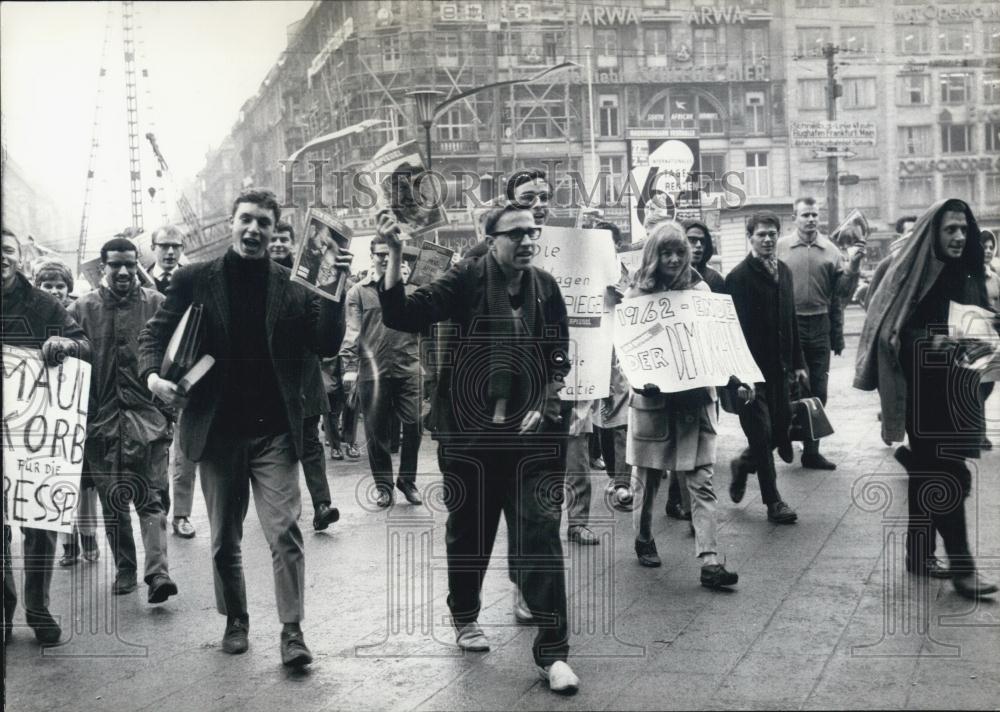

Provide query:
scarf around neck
left=484, top=251, right=538, bottom=410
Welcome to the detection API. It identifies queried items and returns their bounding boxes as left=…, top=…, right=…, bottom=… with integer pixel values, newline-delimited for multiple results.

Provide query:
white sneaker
left=513, top=588, right=534, bottom=625
left=538, top=660, right=579, bottom=695
left=455, top=622, right=490, bottom=651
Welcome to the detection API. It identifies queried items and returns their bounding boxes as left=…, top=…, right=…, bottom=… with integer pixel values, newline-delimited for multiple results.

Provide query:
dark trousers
left=90, top=439, right=171, bottom=584
left=324, top=388, right=358, bottom=449
left=300, top=415, right=332, bottom=509
left=3, top=526, right=57, bottom=626
left=797, top=313, right=831, bottom=456
left=358, top=375, right=422, bottom=493
left=199, top=431, right=305, bottom=623
left=441, top=442, right=569, bottom=668
left=734, top=384, right=784, bottom=506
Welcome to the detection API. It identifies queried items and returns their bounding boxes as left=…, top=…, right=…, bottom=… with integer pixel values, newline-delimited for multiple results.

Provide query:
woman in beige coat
left=625, top=222, right=742, bottom=589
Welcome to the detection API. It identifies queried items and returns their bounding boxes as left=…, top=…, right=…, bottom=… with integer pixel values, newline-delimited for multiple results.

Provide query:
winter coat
left=684, top=220, right=726, bottom=294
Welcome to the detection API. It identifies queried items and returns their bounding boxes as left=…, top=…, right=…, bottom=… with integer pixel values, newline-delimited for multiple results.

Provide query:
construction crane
left=145, top=132, right=205, bottom=245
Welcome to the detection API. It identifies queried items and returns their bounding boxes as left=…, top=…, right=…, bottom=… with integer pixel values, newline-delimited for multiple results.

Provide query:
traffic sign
left=812, top=147, right=857, bottom=159
left=838, top=174, right=860, bottom=186
left=791, top=120, right=876, bottom=147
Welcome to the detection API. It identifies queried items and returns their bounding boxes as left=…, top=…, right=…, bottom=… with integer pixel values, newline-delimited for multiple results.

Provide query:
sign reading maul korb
left=2, top=346, right=91, bottom=533
left=613, top=291, right=763, bottom=393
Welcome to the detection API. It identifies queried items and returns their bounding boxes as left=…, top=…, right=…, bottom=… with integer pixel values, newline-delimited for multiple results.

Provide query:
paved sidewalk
left=5, top=335, right=999, bottom=710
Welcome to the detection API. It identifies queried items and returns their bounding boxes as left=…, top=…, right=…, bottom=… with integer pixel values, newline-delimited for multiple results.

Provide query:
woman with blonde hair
left=625, top=221, right=742, bottom=589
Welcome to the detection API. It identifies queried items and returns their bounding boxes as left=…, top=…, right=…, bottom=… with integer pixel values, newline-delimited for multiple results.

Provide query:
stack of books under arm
left=160, top=304, right=214, bottom=396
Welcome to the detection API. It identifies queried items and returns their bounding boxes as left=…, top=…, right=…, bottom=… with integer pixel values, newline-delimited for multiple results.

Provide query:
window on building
left=938, top=25, right=973, bottom=54
left=840, top=0, right=873, bottom=6
left=746, top=91, right=767, bottom=134
left=743, top=27, right=768, bottom=66
left=437, top=33, right=460, bottom=66
left=599, top=155, right=624, bottom=204
left=515, top=100, right=568, bottom=140
left=898, top=176, right=933, bottom=207
left=986, top=23, right=1000, bottom=53
left=542, top=32, right=559, bottom=63
left=645, top=28, right=669, bottom=67
left=799, top=79, right=828, bottom=110
left=843, top=77, right=877, bottom=108
left=745, top=152, right=769, bottom=197
left=699, top=154, right=727, bottom=193
left=940, top=73, right=971, bottom=104
left=985, top=73, right=1000, bottom=104
left=986, top=122, right=1000, bottom=152
left=898, top=74, right=929, bottom=105
left=599, top=94, right=619, bottom=137
left=842, top=26, right=875, bottom=55
left=941, top=123, right=973, bottom=154
left=381, top=34, right=401, bottom=66
left=842, top=178, right=881, bottom=219
left=595, top=29, right=618, bottom=68
left=896, top=26, right=930, bottom=54
left=693, top=27, right=723, bottom=66
left=437, top=107, right=469, bottom=141
left=697, top=96, right=723, bottom=135
left=796, top=27, right=828, bottom=57
left=986, top=174, right=1000, bottom=203
left=898, top=125, right=933, bottom=155
left=942, top=174, right=976, bottom=204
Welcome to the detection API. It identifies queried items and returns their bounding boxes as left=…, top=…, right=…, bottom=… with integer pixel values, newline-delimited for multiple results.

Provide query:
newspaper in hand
left=291, top=209, right=353, bottom=302
left=408, top=241, right=454, bottom=286
left=830, top=208, right=871, bottom=260
left=948, top=300, right=1000, bottom=381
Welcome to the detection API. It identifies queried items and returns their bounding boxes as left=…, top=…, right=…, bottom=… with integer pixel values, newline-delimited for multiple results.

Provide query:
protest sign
left=3, top=346, right=91, bottom=533
left=613, top=290, right=764, bottom=393
left=533, top=226, right=619, bottom=399
left=362, top=140, right=448, bottom=237
left=291, top=209, right=353, bottom=301
left=408, top=241, right=454, bottom=286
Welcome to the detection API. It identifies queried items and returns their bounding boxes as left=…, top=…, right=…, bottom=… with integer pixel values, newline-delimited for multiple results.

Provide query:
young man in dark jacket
left=70, top=237, right=177, bottom=604
left=724, top=212, right=807, bottom=524
left=2, top=228, right=92, bottom=645
left=683, top=219, right=726, bottom=294
left=375, top=204, right=580, bottom=695
left=139, top=190, right=350, bottom=666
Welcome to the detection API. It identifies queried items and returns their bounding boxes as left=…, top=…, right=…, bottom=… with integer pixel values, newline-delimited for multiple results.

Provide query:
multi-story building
left=197, top=0, right=794, bottom=269
left=784, top=0, right=1000, bottom=243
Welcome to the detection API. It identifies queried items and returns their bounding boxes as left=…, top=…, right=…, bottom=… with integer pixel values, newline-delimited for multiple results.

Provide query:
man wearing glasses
left=375, top=204, right=580, bottom=694
left=149, top=225, right=198, bottom=539
left=69, top=237, right=177, bottom=603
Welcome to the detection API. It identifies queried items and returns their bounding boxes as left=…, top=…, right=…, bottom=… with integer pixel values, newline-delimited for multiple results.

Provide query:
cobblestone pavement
left=5, top=322, right=999, bottom=710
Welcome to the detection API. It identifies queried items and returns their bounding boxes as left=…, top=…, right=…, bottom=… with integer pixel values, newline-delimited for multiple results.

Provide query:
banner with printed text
left=613, top=290, right=763, bottom=393
left=534, top=226, right=619, bottom=400
left=2, top=346, right=91, bottom=533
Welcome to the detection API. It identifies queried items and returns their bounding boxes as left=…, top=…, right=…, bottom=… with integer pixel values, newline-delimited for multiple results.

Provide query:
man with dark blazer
left=138, top=189, right=350, bottom=667
left=724, top=211, right=807, bottom=524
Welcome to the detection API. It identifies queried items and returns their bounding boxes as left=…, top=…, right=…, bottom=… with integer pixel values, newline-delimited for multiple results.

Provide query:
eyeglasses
left=492, top=228, right=542, bottom=243
left=513, top=192, right=550, bottom=208
left=105, top=261, right=138, bottom=271
left=156, top=242, right=183, bottom=250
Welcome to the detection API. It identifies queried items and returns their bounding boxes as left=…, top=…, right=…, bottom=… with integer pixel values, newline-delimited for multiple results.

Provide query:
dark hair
left=505, top=169, right=550, bottom=201
left=894, top=215, right=918, bottom=235
left=794, top=196, right=817, bottom=214
left=483, top=204, right=533, bottom=236
left=275, top=221, right=296, bottom=241
left=982, top=229, right=997, bottom=250
left=593, top=220, right=623, bottom=246
left=230, top=189, right=281, bottom=224
left=1, top=227, right=19, bottom=255
left=152, top=224, right=185, bottom=245
left=746, top=210, right=781, bottom=236
left=34, top=260, right=74, bottom=292
left=100, top=237, right=139, bottom=263
left=370, top=233, right=388, bottom=251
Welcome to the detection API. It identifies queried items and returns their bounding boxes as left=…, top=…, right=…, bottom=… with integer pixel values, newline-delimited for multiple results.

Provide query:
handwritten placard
left=613, top=290, right=764, bottom=393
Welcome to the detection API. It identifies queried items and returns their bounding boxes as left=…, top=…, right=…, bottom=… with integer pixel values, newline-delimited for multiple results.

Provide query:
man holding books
left=69, top=236, right=177, bottom=604
left=139, top=189, right=350, bottom=667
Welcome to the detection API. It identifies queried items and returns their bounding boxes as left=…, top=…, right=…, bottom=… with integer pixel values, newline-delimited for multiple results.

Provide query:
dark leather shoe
left=27, top=611, right=62, bottom=645
left=801, top=453, right=837, bottom=470
left=700, top=564, right=738, bottom=589
left=313, top=503, right=340, bottom=531
left=665, top=500, right=691, bottom=520
left=396, top=482, right=422, bottom=506
left=147, top=574, right=179, bottom=604
left=729, top=459, right=747, bottom=504
left=635, top=538, right=661, bottom=567
left=330, top=447, right=344, bottom=460
left=345, top=444, right=361, bottom=459
left=953, top=572, right=998, bottom=600
left=568, top=526, right=600, bottom=545
left=172, top=517, right=196, bottom=538
left=767, top=501, right=798, bottom=524
left=112, top=569, right=138, bottom=595
left=777, top=441, right=794, bottom=464
left=59, top=546, right=80, bottom=567
left=376, top=489, right=394, bottom=508
left=222, top=616, right=249, bottom=654
left=906, top=556, right=950, bottom=579
left=280, top=629, right=313, bottom=667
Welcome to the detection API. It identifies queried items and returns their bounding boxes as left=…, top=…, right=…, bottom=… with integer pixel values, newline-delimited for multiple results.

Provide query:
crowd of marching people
left=3, top=171, right=998, bottom=695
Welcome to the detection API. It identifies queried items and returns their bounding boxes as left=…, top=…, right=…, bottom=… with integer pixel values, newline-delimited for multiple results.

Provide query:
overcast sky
left=1, top=0, right=313, bottom=247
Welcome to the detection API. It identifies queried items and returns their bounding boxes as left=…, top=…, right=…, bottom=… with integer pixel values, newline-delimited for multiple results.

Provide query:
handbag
left=788, top=396, right=834, bottom=441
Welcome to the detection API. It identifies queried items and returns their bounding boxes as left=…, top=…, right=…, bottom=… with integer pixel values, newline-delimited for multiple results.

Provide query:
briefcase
left=788, top=396, right=834, bottom=441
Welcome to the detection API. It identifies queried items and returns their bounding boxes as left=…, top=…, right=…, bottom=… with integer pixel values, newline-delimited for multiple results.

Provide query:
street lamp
left=406, top=89, right=446, bottom=170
